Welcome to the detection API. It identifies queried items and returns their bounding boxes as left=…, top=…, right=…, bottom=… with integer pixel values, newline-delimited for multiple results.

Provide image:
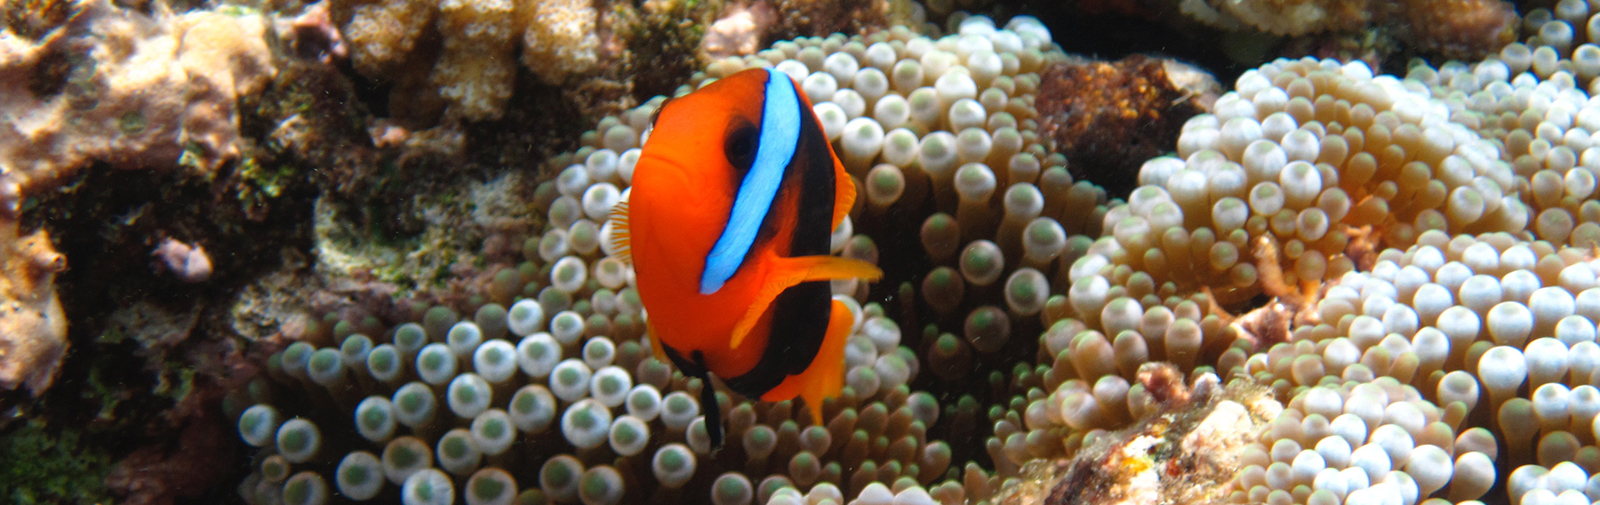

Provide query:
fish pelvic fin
left=761, top=298, right=853, bottom=424
left=607, top=200, right=631, bottom=265
left=646, top=323, right=668, bottom=363
left=726, top=254, right=883, bottom=350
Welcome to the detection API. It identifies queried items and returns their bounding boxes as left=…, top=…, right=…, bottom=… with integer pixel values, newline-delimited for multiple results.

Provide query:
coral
left=335, top=0, right=602, bottom=120
left=1036, top=54, right=1219, bottom=197
left=515, top=0, right=599, bottom=85
left=700, top=2, right=776, bottom=60
left=217, top=6, right=1600, bottom=505
left=1227, top=0, right=1369, bottom=36
left=761, top=0, right=903, bottom=46
left=1400, top=0, right=1519, bottom=60
left=0, top=0, right=276, bottom=190
left=281, top=1, right=347, bottom=64
left=230, top=14, right=1094, bottom=505
left=996, top=370, right=1275, bottom=505
left=0, top=192, right=66, bottom=394
left=1025, top=45, right=1600, bottom=505
left=1171, top=0, right=1518, bottom=63
left=152, top=237, right=212, bottom=283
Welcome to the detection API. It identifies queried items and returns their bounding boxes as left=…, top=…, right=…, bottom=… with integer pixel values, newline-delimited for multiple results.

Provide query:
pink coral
left=153, top=238, right=212, bottom=283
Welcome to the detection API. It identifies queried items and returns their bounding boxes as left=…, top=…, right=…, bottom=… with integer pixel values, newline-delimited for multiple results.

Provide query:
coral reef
left=25, top=0, right=1600, bottom=504
left=230, top=14, right=1096, bottom=505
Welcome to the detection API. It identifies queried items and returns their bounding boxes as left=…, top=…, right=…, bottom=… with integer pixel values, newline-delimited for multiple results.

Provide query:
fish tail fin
left=831, top=156, right=855, bottom=231
left=727, top=255, right=883, bottom=349
left=607, top=200, right=632, bottom=264
left=763, top=298, right=853, bottom=425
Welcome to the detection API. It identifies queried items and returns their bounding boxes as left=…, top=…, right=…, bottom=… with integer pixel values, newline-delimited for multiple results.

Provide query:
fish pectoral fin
left=607, top=201, right=632, bottom=265
left=727, top=255, right=883, bottom=350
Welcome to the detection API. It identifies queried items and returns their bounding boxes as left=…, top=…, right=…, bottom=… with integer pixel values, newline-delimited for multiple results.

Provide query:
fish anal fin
left=762, top=298, right=852, bottom=424
left=727, top=255, right=883, bottom=349
left=607, top=201, right=632, bottom=265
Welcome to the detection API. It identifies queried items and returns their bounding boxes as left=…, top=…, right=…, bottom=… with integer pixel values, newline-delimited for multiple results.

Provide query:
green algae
left=0, top=419, right=113, bottom=504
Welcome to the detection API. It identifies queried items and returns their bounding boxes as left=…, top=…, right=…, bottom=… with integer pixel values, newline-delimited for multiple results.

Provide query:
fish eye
left=724, top=122, right=759, bottom=170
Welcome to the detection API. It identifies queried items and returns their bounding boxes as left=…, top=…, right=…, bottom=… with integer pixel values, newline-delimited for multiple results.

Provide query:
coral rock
left=0, top=218, right=66, bottom=395
left=1036, top=54, right=1218, bottom=197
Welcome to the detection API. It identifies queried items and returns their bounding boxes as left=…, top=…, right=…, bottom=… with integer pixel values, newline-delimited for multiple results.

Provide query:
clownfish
left=609, top=67, right=883, bottom=446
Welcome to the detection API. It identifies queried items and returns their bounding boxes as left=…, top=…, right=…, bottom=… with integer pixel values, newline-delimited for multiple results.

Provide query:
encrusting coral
left=0, top=0, right=276, bottom=189
left=0, top=175, right=66, bottom=396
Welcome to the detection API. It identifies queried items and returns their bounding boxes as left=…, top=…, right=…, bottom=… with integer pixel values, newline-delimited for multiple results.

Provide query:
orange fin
left=645, top=323, right=668, bottom=362
left=727, top=255, right=882, bottom=350
left=607, top=200, right=631, bottom=265
left=831, top=157, right=855, bottom=230
left=762, top=298, right=853, bottom=424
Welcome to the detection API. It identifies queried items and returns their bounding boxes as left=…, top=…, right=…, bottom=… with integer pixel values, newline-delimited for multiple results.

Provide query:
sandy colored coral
left=0, top=0, right=275, bottom=191
left=174, top=9, right=277, bottom=170
left=341, top=0, right=432, bottom=77
left=1401, top=0, right=1519, bottom=60
left=0, top=177, right=66, bottom=395
left=516, top=0, right=599, bottom=85
left=700, top=2, right=775, bottom=60
left=335, top=0, right=599, bottom=120
left=1178, top=0, right=1369, bottom=36
left=1175, top=0, right=1518, bottom=62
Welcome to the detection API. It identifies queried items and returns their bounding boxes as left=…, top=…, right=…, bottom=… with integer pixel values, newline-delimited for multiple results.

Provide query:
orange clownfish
left=609, top=67, right=883, bottom=446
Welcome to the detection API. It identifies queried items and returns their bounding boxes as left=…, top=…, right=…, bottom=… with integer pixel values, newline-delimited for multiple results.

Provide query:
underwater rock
left=1036, top=54, right=1220, bottom=198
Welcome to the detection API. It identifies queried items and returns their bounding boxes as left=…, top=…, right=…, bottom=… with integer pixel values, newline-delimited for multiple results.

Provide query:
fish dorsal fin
left=726, top=253, right=882, bottom=350
left=700, top=68, right=802, bottom=295
left=607, top=200, right=631, bottom=265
